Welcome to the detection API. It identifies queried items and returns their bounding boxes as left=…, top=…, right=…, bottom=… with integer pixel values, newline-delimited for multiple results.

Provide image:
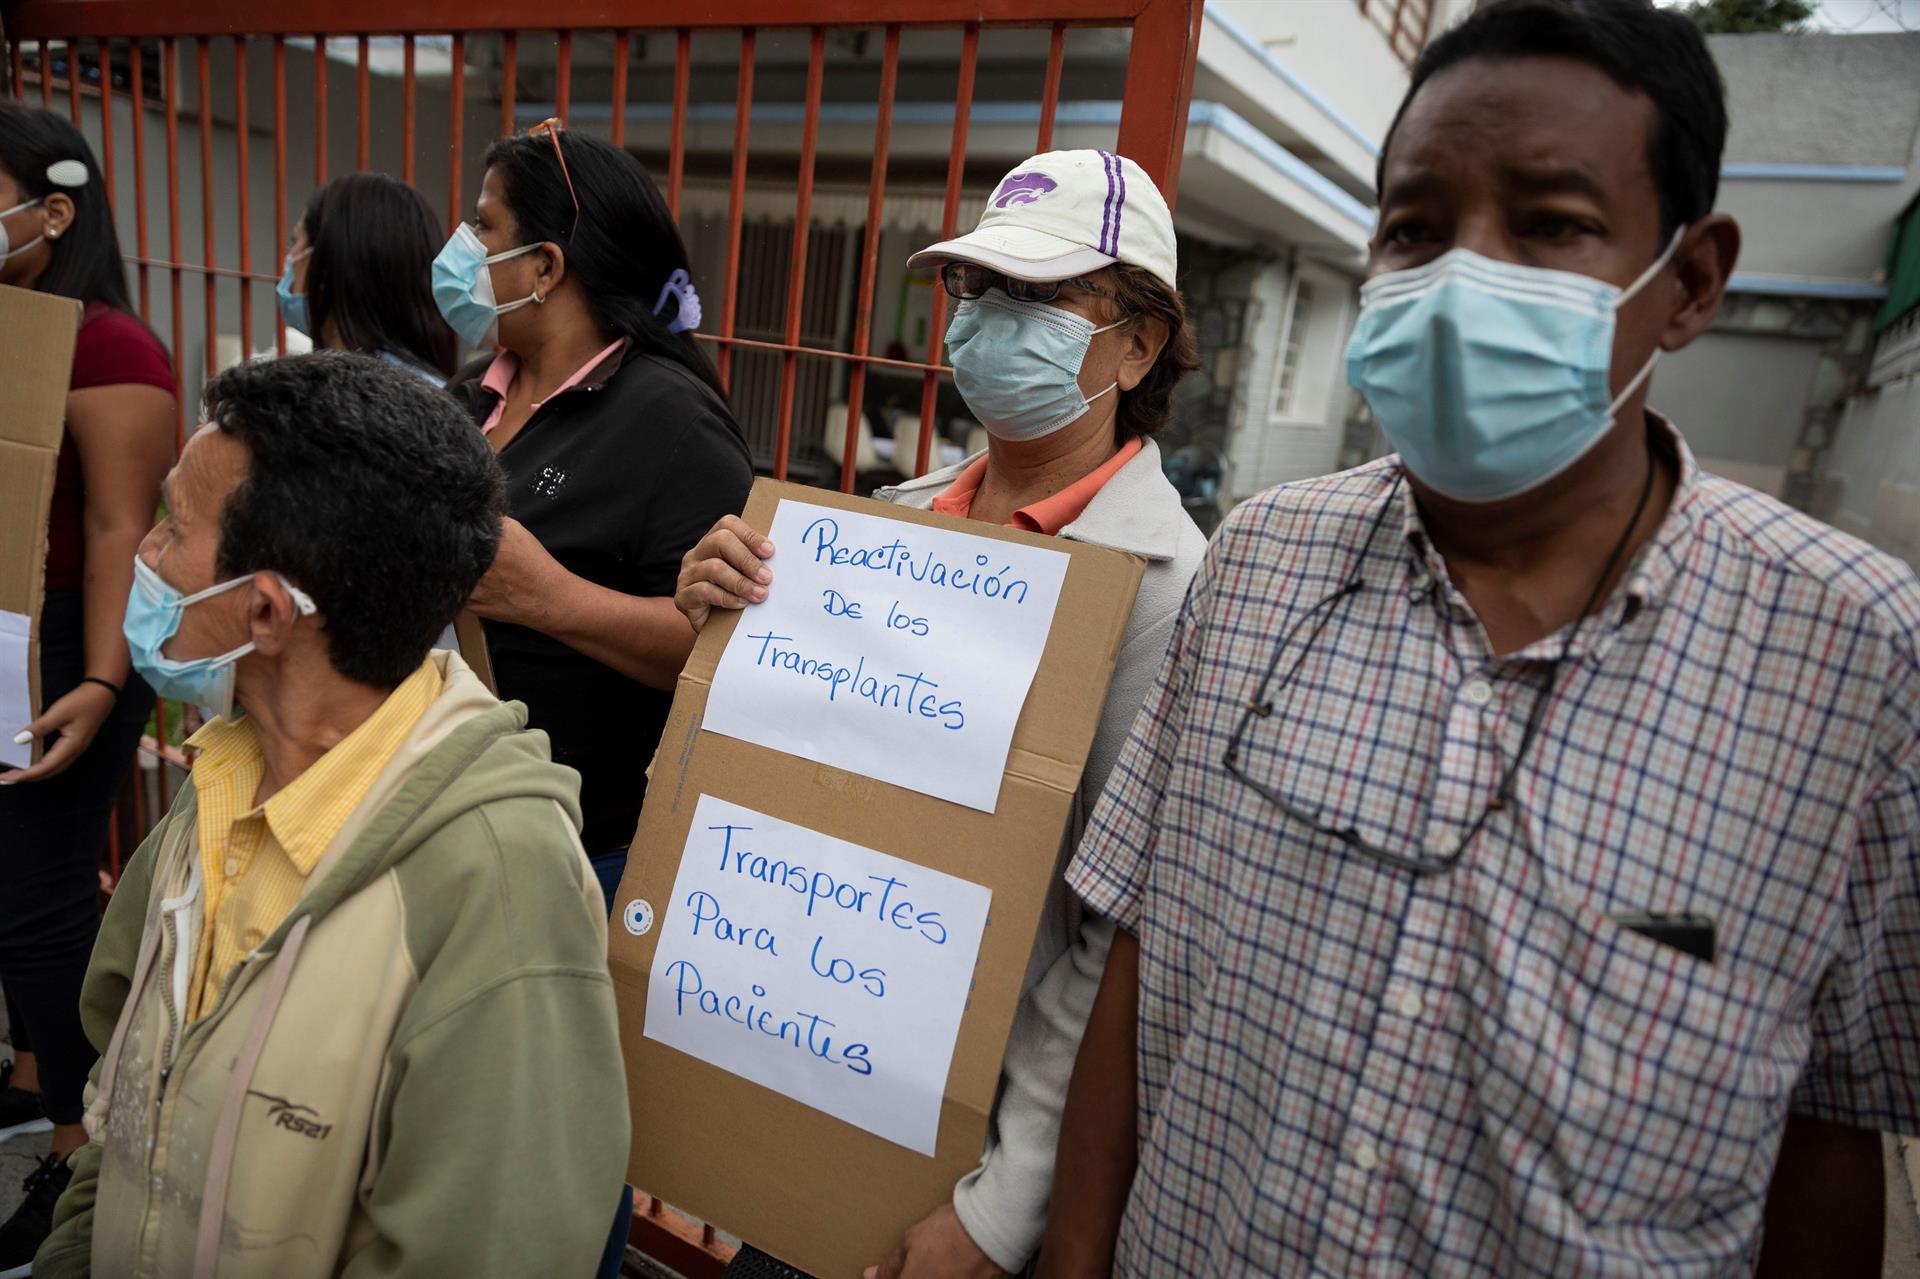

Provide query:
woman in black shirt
left=437, top=122, right=751, bottom=908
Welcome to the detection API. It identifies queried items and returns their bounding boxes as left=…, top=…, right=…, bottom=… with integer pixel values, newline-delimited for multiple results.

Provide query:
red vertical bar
left=164, top=37, right=185, bottom=449
left=916, top=24, right=977, bottom=479
left=355, top=34, right=369, bottom=170
left=1037, top=24, right=1065, bottom=154
left=130, top=38, right=150, bottom=318
left=500, top=32, right=518, bottom=139
left=554, top=31, right=571, bottom=126
left=40, top=41, right=52, bottom=106
left=274, top=35, right=287, bottom=354
left=67, top=38, right=81, bottom=124
left=98, top=39, right=116, bottom=209
left=402, top=35, right=416, bottom=184
left=609, top=31, right=629, bottom=151
left=667, top=29, right=689, bottom=218
left=314, top=34, right=328, bottom=186
left=839, top=24, right=899, bottom=495
left=197, top=38, right=217, bottom=383
left=234, top=38, right=253, bottom=360
left=716, top=28, right=754, bottom=391
left=1119, top=0, right=1205, bottom=202
left=772, top=27, right=825, bottom=482
left=448, top=34, right=465, bottom=232
left=9, top=42, right=22, bottom=99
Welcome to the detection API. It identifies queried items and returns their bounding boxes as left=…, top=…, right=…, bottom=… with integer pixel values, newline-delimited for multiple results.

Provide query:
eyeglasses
left=527, top=117, right=581, bottom=240
left=1219, top=460, right=1652, bottom=878
left=939, top=261, right=1114, bottom=305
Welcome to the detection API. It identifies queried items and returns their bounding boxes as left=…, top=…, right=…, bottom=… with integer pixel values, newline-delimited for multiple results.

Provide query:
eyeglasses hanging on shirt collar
left=1220, top=459, right=1655, bottom=877
left=527, top=117, right=582, bottom=241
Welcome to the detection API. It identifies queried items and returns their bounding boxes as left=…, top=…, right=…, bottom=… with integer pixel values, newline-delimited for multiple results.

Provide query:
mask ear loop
left=1607, top=224, right=1689, bottom=417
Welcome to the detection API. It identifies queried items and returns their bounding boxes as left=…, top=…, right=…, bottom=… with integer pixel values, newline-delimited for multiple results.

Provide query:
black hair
left=1379, top=0, right=1727, bottom=237
left=1101, top=265, right=1202, bottom=445
left=204, top=350, right=505, bottom=688
left=483, top=129, right=729, bottom=405
left=0, top=100, right=134, bottom=309
left=300, top=172, right=458, bottom=378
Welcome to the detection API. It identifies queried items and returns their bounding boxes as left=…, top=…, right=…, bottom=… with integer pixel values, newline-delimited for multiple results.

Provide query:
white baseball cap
left=907, top=149, right=1177, bottom=290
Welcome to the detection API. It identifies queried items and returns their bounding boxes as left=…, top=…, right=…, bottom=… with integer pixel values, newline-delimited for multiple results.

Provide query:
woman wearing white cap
left=679, top=149, right=1206, bottom=1279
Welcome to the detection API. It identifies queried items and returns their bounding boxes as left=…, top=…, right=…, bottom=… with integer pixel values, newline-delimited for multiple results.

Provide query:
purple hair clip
left=654, top=268, right=701, bottom=335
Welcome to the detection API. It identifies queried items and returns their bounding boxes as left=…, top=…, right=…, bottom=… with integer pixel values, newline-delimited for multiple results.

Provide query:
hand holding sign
left=676, top=514, right=775, bottom=632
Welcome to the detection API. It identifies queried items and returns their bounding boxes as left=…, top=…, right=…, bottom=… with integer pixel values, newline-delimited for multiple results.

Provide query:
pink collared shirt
left=477, top=337, right=629, bottom=433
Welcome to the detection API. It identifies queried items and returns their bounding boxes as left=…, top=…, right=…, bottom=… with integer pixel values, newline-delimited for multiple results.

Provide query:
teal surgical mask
left=943, top=291, right=1124, bottom=442
left=431, top=223, right=542, bottom=349
left=1344, top=228, right=1683, bottom=502
left=122, top=556, right=316, bottom=721
left=276, top=249, right=311, bottom=337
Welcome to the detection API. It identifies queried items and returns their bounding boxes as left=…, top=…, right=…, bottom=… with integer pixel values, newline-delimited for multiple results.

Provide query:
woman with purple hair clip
left=437, top=120, right=751, bottom=917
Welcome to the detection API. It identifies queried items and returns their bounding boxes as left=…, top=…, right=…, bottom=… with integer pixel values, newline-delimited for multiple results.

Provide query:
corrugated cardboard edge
left=608, top=479, right=1143, bottom=1277
left=451, top=610, right=495, bottom=695
left=0, top=285, right=84, bottom=764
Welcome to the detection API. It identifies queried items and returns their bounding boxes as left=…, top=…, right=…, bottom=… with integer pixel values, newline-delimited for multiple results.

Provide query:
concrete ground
left=3, top=1024, right=1918, bottom=1275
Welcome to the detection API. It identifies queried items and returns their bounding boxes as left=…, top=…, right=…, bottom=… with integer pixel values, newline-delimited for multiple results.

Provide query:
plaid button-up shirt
left=1067, top=420, right=1920, bottom=1277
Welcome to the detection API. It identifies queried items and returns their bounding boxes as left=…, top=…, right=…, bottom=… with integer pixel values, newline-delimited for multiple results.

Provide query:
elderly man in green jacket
left=31, top=351, right=629, bottom=1279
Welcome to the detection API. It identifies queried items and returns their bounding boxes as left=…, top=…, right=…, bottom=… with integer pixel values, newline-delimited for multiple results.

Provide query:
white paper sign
left=700, top=499, right=1069, bottom=812
left=0, top=610, right=31, bottom=770
left=643, top=794, right=992, bottom=1156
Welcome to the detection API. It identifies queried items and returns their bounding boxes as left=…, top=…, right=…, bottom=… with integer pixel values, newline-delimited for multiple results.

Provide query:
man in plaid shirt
left=1038, top=1, right=1920, bottom=1276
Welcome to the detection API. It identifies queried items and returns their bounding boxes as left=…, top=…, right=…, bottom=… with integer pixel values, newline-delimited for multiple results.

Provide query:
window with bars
left=1356, top=0, right=1436, bottom=68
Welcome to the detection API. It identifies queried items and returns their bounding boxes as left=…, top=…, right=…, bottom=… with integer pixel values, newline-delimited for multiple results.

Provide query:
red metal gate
left=3, top=1, right=1203, bottom=1271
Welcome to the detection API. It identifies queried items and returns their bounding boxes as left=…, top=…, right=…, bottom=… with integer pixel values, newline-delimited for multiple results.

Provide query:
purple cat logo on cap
left=992, top=171, right=1058, bottom=208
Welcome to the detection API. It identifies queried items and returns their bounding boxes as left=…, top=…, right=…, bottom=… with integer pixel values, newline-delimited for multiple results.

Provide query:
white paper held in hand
left=699, top=499, right=1069, bottom=812
left=643, top=795, right=992, bottom=1156
left=0, top=610, right=33, bottom=769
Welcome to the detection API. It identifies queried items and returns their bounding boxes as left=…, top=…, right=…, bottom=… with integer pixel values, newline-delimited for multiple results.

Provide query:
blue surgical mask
left=1344, top=229, right=1683, bottom=502
left=943, top=290, right=1124, bottom=442
left=123, top=556, right=316, bottom=721
left=0, top=196, right=45, bottom=262
left=431, top=223, right=542, bottom=349
left=275, top=250, right=311, bottom=337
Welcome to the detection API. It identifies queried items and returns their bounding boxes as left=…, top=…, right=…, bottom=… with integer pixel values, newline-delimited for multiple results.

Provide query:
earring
left=532, top=290, right=545, bottom=305
left=46, top=228, right=58, bottom=240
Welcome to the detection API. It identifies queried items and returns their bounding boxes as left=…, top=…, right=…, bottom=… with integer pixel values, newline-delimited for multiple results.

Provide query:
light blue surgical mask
left=275, top=249, right=311, bottom=337
left=943, top=290, right=1124, bottom=442
left=1344, top=229, right=1682, bottom=502
left=431, top=222, right=542, bottom=349
left=123, top=556, right=316, bottom=721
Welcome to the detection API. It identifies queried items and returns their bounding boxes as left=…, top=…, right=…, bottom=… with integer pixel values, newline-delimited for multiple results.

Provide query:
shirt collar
left=185, top=660, right=443, bottom=875
left=476, top=337, right=631, bottom=433
left=1396, top=413, right=1702, bottom=641
left=900, top=437, right=1185, bottom=561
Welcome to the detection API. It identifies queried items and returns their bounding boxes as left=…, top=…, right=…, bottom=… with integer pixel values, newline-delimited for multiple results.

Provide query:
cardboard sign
left=701, top=498, right=1071, bottom=811
left=0, top=285, right=83, bottom=767
left=611, top=479, right=1143, bottom=1279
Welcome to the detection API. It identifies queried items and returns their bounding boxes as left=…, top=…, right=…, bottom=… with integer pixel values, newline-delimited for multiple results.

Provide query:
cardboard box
left=609, top=479, right=1144, bottom=1277
left=0, top=284, right=84, bottom=764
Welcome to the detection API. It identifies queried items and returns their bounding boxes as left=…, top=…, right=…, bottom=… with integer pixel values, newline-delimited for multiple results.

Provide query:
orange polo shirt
left=930, top=437, right=1143, bottom=532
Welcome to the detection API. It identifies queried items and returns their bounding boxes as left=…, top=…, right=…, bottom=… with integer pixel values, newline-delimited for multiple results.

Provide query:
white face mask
left=0, top=197, right=46, bottom=263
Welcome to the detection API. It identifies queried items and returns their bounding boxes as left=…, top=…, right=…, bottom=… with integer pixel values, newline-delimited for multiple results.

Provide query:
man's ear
left=1661, top=214, right=1740, bottom=354
left=246, top=573, right=312, bottom=658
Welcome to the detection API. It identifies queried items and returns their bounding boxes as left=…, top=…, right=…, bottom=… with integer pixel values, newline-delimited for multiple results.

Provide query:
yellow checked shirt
left=183, top=659, right=443, bottom=1020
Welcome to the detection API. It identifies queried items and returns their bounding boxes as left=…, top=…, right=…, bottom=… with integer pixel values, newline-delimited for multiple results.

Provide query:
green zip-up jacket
left=36, top=653, right=630, bottom=1278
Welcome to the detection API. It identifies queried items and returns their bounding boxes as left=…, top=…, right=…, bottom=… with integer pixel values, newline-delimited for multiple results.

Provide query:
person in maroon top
left=0, top=103, right=176, bottom=1268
